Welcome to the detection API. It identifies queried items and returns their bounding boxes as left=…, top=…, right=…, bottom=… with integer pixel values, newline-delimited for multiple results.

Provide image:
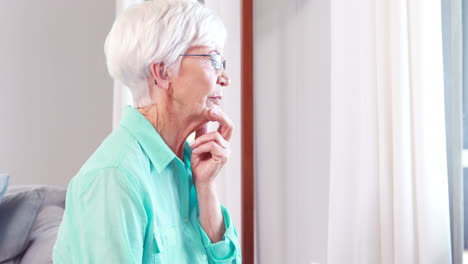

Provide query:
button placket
left=176, top=160, right=190, bottom=224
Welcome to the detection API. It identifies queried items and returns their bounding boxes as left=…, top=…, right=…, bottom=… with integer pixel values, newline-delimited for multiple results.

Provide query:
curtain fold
left=328, top=0, right=452, bottom=263
left=441, top=0, right=463, bottom=263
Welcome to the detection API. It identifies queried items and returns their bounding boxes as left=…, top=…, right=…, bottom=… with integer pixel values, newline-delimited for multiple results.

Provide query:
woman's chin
left=207, top=97, right=222, bottom=107
left=191, top=100, right=220, bottom=122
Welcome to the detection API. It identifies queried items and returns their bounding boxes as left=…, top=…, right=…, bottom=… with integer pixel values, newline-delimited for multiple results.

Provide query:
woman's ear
left=150, top=62, right=171, bottom=91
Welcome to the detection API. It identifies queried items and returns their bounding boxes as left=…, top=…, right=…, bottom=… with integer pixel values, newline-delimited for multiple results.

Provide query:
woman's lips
left=208, top=96, right=222, bottom=104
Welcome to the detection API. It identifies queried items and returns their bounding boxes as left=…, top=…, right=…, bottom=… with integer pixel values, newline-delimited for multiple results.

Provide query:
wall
left=254, top=0, right=331, bottom=263
left=0, top=1, right=115, bottom=187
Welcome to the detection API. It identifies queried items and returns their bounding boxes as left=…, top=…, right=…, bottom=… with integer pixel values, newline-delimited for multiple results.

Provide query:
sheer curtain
left=253, top=0, right=331, bottom=263
left=328, top=0, right=452, bottom=263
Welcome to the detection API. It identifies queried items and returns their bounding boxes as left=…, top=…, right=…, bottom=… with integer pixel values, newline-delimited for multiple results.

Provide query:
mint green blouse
left=53, top=105, right=242, bottom=264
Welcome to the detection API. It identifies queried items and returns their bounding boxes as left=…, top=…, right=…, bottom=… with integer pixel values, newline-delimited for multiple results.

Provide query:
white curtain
left=328, top=0, right=452, bottom=263
left=112, top=0, right=140, bottom=130
left=253, top=0, right=331, bottom=263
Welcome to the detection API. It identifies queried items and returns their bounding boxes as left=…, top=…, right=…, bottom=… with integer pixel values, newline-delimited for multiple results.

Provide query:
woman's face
left=169, top=46, right=230, bottom=122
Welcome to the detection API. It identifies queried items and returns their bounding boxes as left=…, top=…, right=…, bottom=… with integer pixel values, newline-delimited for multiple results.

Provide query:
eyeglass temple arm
left=179, top=54, right=211, bottom=57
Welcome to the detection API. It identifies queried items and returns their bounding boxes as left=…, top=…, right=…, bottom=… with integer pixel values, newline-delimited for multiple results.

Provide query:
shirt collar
left=120, top=105, right=191, bottom=173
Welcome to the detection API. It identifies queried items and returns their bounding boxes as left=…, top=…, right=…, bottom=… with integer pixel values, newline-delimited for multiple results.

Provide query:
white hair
left=104, top=0, right=227, bottom=107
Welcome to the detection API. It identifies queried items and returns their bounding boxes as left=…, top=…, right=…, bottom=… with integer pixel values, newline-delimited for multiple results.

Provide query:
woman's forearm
left=195, top=182, right=225, bottom=243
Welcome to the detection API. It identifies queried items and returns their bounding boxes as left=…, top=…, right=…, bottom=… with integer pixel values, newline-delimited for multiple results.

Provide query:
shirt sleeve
left=196, top=204, right=242, bottom=264
left=55, top=167, right=147, bottom=264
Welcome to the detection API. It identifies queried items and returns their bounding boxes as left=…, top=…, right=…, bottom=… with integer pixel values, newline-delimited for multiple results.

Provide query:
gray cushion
left=0, top=186, right=45, bottom=263
left=0, top=185, right=66, bottom=264
left=0, top=174, right=9, bottom=201
left=19, top=205, right=64, bottom=264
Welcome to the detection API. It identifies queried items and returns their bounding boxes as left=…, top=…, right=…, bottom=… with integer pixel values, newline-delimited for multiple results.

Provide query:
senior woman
left=52, top=1, right=241, bottom=263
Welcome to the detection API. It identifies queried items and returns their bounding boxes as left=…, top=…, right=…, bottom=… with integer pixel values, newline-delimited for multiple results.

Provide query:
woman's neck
left=137, top=102, right=195, bottom=161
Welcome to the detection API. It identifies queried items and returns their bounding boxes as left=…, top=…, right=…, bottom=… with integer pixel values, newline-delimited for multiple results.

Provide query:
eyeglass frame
left=179, top=53, right=226, bottom=71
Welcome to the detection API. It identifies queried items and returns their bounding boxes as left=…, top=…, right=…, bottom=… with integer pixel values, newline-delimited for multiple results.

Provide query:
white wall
left=0, top=1, right=115, bottom=187
left=254, top=0, right=330, bottom=263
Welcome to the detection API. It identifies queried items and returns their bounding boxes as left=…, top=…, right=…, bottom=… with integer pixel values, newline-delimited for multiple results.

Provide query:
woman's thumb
left=195, top=124, right=207, bottom=139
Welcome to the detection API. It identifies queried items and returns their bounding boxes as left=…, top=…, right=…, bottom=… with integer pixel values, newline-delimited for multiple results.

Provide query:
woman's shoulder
left=84, top=127, right=149, bottom=168
left=70, top=127, right=151, bottom=196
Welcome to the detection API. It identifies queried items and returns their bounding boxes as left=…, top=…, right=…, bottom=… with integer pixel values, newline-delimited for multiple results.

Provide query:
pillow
left=20, top=205, right=65, bottom=264
left=0, top=186, right=45, bottom=263
left=0, top=174, right=9, bottom=201
left=0, top=185, right=66, bottom=264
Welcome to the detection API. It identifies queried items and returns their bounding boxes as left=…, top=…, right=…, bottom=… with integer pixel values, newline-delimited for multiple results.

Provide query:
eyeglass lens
left=211, top=54, right=226, bottom=70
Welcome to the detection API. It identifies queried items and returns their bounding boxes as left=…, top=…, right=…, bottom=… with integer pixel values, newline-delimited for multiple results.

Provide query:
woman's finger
left=210, top=108, right=234, bottom=141
left=190, top=131, right=228, bottom=149
left=191, top=141, right=230, bottom=162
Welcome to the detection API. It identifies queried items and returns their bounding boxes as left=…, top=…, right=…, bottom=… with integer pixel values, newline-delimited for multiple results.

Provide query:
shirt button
left=184, top=217, right=189, bottom=223
left=202, top=254, right=207, bottom=260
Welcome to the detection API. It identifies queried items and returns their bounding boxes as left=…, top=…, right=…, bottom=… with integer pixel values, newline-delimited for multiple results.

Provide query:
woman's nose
left=217, top=71, right=230, bottom=87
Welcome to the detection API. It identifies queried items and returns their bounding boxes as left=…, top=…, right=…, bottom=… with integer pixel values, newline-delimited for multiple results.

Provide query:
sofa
left=0, top=175, right=66, bottom=264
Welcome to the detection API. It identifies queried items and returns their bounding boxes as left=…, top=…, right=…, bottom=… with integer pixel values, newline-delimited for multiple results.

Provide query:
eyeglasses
left=179, top=53, right=226, bottom=70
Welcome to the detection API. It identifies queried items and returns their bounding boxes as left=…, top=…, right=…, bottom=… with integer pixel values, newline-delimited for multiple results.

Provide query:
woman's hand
left=190, top=108, right=233, bottom=187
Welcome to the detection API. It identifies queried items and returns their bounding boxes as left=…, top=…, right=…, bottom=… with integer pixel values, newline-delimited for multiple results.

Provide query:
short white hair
left=104, top=0, right=227, bottom=107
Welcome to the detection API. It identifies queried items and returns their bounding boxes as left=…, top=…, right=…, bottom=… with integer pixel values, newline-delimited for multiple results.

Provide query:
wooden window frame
left=241, top=0, right=254, bottom=263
